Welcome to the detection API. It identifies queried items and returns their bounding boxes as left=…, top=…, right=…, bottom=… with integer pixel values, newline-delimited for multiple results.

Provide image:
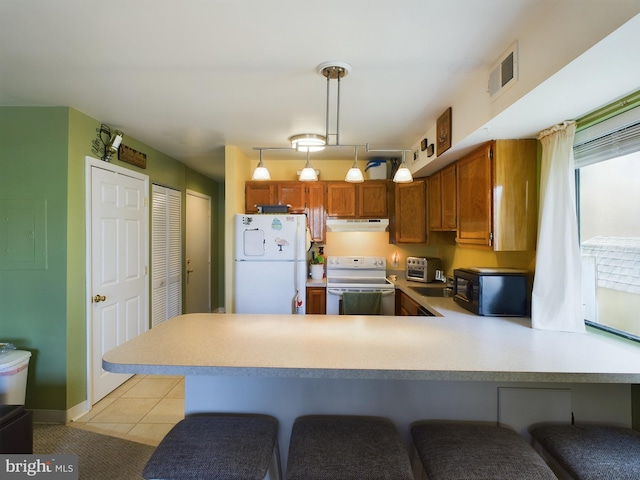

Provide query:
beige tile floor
left=71, top=375, right=184, bottom=446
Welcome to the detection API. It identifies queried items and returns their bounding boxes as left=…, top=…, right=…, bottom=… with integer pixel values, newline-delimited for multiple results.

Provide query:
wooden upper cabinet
left=393, top=179, right=427, bottom=243
left=305, top=183, right=326, bottom=244
left=429, top=163, right=457, bottom=232
left=327, top=181, right=388, bottom=218
left=277, top=182, right=305, bottom=213
left=245, top=182, right=275, bottom=213
left=358, top=181, right=388, bottom=218
left=457, top=144, right=492, bottom=246
left=440, top=163, right=457, bottom=230
left=245, top=181, right=326, bottom=243
left=326, top=182, right=357, bottom=217
left=456, top=139, right=538, bottom=250
left=428, top=173, right=442, bottom=230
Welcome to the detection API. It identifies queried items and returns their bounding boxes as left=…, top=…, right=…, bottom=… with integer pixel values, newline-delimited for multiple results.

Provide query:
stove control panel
left=326, top=256, right=386, bottom=269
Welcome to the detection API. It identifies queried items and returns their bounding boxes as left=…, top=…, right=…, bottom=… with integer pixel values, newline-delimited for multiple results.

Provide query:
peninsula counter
left=103, top=309, right=640, bottom=466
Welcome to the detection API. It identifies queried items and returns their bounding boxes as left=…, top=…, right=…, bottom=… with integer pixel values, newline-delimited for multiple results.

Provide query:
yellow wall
left=226, top=150, right=537, bottom=312
left=254, top=157, right=369, bottom=182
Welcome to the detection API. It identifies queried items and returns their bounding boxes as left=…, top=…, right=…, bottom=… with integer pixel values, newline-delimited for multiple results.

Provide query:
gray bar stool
left=143, top=414, right=281, bottom=480
left=411, top=421, right=557, bottom=480
left=530, top=423, right=640, bottom=479
left=286, top=415, right=413, bottom=480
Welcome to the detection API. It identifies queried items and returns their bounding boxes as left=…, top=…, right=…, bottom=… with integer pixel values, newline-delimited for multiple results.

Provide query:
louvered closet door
left=152, top=185, right=182, bottom=327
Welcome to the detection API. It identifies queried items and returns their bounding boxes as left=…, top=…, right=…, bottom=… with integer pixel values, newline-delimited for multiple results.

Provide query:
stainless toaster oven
left=406, top=257, right=441, bottom=283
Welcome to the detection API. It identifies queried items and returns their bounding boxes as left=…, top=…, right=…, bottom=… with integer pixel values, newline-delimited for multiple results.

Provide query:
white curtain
left=531, top=121, right=585, bottom=332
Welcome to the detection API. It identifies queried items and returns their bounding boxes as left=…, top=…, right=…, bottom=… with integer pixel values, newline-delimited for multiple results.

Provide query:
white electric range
left=325, top=256, right=395, bottom=315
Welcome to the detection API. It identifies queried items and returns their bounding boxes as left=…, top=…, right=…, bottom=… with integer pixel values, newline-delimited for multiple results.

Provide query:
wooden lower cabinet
left=306, top=287, right=326, bottom=314
left=396, top=290, right=420, bottom=316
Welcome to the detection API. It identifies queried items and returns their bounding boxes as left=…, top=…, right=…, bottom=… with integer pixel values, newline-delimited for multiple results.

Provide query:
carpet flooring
left=33, top=424, right=156, bottom=480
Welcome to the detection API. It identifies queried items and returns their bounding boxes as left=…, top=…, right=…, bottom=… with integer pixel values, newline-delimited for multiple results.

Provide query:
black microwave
left=453, top=268, right=529, bottom=316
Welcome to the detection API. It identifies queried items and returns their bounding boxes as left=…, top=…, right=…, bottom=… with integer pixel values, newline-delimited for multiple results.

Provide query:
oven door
left=326, top=288, right=395, bottom=315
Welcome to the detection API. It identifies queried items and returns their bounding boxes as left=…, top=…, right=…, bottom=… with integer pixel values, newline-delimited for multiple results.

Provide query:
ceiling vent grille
left=488, top=41, right=518, bottom=99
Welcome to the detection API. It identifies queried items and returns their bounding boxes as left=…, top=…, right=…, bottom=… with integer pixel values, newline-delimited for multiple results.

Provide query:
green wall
left=1, top=107, right=70, bottom=410
left=1, top=106, right=222, bottom=414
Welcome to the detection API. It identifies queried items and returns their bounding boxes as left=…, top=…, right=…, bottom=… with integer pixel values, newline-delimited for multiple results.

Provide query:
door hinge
left=489, top=148, right=494, bottom=160
left=489, top=231, right=493, bottom=246
left=144, top=197, right=149, bottom=207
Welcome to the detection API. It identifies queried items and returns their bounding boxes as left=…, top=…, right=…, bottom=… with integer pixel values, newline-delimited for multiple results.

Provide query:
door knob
left=93, top=294, right=106, bottom=303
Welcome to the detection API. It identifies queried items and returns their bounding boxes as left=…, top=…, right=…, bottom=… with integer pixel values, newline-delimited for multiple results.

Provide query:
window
left=574, top=106, right=640, bottom=341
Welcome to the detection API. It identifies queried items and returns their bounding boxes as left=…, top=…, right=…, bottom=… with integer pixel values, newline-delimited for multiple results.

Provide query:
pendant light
left=251, top=149, right=271, bottom=180
left=393, top=151, right=413, bottom=183
left=345, top=146, right=364, bottom=183
left=298, top=150, right=318, bottom=181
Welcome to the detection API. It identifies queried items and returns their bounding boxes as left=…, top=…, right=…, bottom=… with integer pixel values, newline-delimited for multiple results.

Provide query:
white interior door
left=185, top=190, right=211, bottom=313
left=87, top=158, right=149, bottom=404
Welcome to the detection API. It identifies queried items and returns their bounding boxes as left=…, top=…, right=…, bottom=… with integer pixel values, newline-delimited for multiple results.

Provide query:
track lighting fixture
left=252, top=61, right=412, bottom=183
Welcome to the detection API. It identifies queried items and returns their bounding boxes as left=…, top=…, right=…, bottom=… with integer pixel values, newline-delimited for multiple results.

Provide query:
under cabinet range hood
left=326, top=218, right=389, bottom=232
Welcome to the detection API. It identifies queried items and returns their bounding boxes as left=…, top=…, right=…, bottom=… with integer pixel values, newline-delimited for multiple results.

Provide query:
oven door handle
left=327, top=288, right=395, bottom=297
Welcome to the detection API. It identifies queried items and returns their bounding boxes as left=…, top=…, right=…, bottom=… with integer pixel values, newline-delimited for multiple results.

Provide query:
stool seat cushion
left=143, top=414, right=278, bottom=480
left=530, top=424, right=640, bottom=480
left=411, top=422, right=556, bottom=480
left=286, top=415, right=413, bottom=480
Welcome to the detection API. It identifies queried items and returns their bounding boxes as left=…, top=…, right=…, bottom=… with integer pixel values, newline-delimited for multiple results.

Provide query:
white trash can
left=0, top=350, right=31, bottom=404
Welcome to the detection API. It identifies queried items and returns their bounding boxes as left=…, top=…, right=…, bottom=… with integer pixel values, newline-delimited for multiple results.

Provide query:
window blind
left=574, top=105, right=640, bottom=168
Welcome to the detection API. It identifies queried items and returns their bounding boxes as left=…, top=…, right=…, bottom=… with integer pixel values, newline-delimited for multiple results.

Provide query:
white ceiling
left=2, top=1, right=639, bottom=181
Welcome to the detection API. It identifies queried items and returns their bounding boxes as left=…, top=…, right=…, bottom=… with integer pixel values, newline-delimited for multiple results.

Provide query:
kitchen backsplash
left=320, top=232, right=536, bottom=275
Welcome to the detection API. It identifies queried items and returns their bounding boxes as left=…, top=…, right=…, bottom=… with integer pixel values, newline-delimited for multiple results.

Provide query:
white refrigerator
left=234, top=214, right=308, bottom=314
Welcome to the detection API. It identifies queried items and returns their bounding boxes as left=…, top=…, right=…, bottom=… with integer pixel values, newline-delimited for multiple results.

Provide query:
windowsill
left=586, top=321, right=640, bottom=346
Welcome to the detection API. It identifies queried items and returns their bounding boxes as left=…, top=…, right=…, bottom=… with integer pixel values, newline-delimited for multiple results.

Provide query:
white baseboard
left=31, top=400, right=90, bottom=424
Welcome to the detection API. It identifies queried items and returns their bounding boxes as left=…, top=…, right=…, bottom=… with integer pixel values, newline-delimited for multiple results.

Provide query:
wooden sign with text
left=118, top=144, right=147, bottom=169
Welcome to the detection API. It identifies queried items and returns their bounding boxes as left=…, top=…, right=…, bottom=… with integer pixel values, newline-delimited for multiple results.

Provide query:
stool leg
left=266, top=442, right=283, bottom=480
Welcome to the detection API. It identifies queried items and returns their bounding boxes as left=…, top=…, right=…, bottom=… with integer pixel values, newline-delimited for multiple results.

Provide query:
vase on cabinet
left=310, top=264, right=324, bottom=280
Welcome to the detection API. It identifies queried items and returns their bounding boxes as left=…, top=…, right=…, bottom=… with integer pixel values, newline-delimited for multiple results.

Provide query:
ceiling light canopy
left=289, top=133, right=326, bottom=152
left=252, top=61, right=412, bottom=183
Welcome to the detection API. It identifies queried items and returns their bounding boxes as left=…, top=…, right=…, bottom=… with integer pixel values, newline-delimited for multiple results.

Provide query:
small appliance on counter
left=406, top=257, right=442, bottom=283
left=453, top=267, right=529, bottom=316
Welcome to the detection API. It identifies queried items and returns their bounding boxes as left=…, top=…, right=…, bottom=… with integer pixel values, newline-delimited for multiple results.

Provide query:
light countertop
left=103, top=307, right=640, bottom=383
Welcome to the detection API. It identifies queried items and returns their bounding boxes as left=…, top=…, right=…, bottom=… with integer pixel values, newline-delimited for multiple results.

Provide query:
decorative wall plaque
left=436, top=107, right=452, bottom=156
left=118, top=144, right=147, bottom=169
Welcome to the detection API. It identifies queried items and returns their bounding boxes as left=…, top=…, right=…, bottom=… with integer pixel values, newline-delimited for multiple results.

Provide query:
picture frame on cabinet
left=436, top=107, right=452, bottom=156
